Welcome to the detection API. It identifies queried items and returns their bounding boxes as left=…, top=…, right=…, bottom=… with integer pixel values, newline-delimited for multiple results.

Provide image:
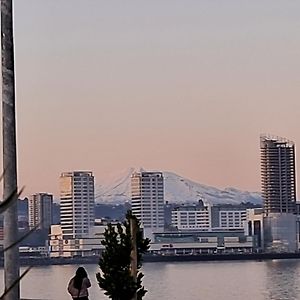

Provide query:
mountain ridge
left=95, top=168, right=262, bottom=205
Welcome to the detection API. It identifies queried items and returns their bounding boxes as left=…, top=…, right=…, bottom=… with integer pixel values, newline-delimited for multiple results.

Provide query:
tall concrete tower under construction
left=260, top=135, right=296, bottom=215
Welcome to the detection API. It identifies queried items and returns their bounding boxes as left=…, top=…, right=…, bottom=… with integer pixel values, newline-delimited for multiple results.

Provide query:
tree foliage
left=97, top=211, right=150, bottom=300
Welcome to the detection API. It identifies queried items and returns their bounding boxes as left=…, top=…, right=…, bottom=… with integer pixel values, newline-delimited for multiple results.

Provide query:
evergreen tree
left=97, top=211, right=150, bottom=300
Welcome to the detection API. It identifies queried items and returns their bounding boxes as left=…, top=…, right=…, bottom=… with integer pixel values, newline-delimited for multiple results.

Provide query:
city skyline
left=1, top=2, right=300, bottom=300
left=0, top=1, right=299, bottom=197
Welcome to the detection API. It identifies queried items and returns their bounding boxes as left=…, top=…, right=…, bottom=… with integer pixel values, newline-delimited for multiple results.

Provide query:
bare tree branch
left=0, top=187, right=24, bottom=215
left=0, top=267, right=32, bottom=299
left=2, top=223, right=40, bottom=253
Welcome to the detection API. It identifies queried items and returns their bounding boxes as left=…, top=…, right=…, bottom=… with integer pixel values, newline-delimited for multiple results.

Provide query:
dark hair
left=73, top=267, right=88, bottom=290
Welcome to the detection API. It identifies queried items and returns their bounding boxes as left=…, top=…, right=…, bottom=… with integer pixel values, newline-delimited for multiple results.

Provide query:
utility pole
left=130, top=217, right=137, bottom=300
left=1, top=0, right=20, bottom=299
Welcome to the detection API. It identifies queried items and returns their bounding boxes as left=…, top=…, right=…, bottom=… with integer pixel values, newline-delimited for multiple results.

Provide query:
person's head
left=75, top=267, right=87, bottom=278
left=73, top=267, right=88, bottom=289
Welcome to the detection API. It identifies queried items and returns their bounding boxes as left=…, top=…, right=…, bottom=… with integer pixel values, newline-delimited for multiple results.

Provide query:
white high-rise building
left=60, top=171, right=95, bottom=239
left=28, top=193, right=53, bottom=231
left=131, top=172, right=165, bottom=239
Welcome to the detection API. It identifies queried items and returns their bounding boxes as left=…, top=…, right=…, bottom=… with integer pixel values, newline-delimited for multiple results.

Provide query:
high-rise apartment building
left=131, top=172, right=165, bottom=239
left=60, top=171, right=95, bottom=239
left=28, top=193, right=53, bottom=231
left=260, top=135, right=296, bottom=215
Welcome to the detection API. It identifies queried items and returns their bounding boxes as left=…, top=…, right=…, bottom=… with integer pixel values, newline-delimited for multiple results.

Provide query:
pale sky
left=1, top=1, right=300, bottom=198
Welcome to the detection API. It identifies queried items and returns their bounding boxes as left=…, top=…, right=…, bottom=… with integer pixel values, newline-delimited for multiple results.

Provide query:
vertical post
left=1, top=0, right=20, bottom=299
left=130, top=217, right=137, bottom=300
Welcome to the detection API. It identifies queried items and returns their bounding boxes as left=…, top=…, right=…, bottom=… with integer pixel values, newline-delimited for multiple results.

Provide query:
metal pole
left=130, top=217, right=137, bottom=300
left=1, top=0, right=20, bottom=299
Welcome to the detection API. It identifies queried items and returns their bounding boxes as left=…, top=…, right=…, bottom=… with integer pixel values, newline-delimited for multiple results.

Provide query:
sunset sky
left=1, top=1, right=300, bottom=198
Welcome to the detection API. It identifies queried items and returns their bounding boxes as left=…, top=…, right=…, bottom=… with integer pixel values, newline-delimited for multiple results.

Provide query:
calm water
left=1, top=260, right=300, bottom=299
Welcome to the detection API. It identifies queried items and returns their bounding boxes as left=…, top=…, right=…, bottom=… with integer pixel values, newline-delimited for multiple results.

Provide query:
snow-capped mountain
left=95, top=168, right=262, bottom=205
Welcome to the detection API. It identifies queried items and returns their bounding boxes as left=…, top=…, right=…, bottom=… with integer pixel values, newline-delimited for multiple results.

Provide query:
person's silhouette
left=67, top=267, right=91, bottom=300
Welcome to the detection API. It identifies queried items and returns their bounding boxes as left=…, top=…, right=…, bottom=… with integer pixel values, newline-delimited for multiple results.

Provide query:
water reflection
left=1, top=260, right=300, bottom=299
left=264, top=260, right=300, bottom=300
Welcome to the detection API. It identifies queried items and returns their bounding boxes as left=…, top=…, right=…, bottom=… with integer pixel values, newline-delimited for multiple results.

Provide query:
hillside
left=95, top=168, right=262, bottom=205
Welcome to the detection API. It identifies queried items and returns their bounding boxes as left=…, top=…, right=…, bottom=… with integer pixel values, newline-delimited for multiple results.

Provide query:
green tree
left=97, top=211, right=150, bottom=300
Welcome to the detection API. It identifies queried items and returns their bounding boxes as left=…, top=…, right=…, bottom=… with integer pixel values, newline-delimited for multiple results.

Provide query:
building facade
left=260, top=135, right=296, bottom=215
left=171, top=203, right=248, bottom=231
left=245, top=208, right=264, bottom=250
left=171, top=203, right=211, bottom=231
left=218, top=209, right=246, bottom=229
left=211, top=205, right=247, bottom=230
left=151, top=230, right=254, bottom=255
left=28, top=193, right=53, bottom=231
left=131, top=172, right=165, bottom=239
left=263, top=213, right=298, bottom=252
left=260, top=135, right=298, bottom=252
left=60, top=171, right=95, bottom=239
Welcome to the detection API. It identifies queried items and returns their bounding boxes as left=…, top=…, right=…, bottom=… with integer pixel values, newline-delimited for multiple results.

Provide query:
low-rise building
left=171, top=203, right=248, bottom=231
left=49, top=224, right=110, bottom=257
left=245, top=208, right=264, bottom=250
left=211, top=205, right=247, bottom=230
left=150, top=230, right=255, bottom=255
left=171, top=202, right=211, bottom=231
left=263, top=213, right=298, bottom=253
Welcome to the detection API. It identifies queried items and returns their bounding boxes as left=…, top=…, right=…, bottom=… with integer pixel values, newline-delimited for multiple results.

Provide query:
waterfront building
left=49, top=224, right=103, bottom=257
left=19, top=246, right=48, bottom=257
left=263, top=213, right=298, bottom=252
left=245, top=208, right=264, bottom=250
left=211, top=205, right=247, bottom=230
left=171, top=203, right=248, bottom=232
left=260, top=135, right=296, bottom=214
left=48, top=224, right=254, bottom=258
left=131, top=171, right=165, bottom=240
left=60, top=171, right=95, bottom=239
left=28, top=193, right=53, bottom=231
left=171, top=202, right=211, bottom=231
left=260, top=135, right=298, bottom=252
left=49, top=225, right=64, bottom=257
left=150, top=230, right=254, bottom=255
left=49, top=223, right=112, bottom=257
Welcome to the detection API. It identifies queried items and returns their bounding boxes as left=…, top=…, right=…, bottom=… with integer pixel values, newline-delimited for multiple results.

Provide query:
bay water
left=1, top=259, right=300, bottom=300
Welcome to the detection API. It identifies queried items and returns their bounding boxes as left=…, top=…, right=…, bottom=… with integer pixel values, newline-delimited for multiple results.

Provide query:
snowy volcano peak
left=163, top=171, right=261, bottom=205
left=95, top=168, right=262, bottom=205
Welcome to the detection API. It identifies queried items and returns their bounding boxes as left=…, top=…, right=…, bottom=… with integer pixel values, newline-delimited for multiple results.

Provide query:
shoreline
left=143, top=252, right=300, bottom=262
left=2, top=252, right=300, bottom=267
